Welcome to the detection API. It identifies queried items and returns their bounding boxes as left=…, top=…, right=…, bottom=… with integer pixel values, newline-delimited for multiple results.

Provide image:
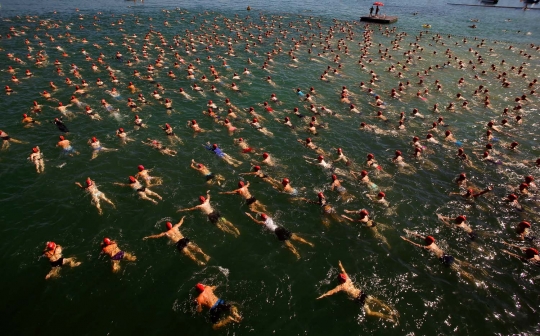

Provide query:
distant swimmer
left=437, top=214, right=479, bottom=240
left=501, top=242, right=540, bottom=266
left=53, top=117, right=69, bottom=133
left=135, top=164, right=163, bottom=187
left=295, top=192, right=346, bottom=226
left=341, top=209, right=390, bottom=248
left=57, top=135, right=79, bottom=156
left=28, top=146, right=45, bottom=173
left=245, top=212, right=314, bottom=259
left=88, top=136, right=117, bottom=160
left=190, top=159, right=225, bottom=185
left=101, top=238, right=137, bottom=273
left=143, top=216, right=210, bottom=265
left=317, top=261, right=398, bottom=322
left=1, top=129, right=26, bottom=150
left=114, top=176, right=163, bottom=204
left=75, top=177, right=115, bottom=215
left=178, top=190, right=239, bottom=236
left=204, top=143, right=243, bottom=167
left=194, top=283, right=242, bottom=329
left=42, top=241, right=81, bottom=279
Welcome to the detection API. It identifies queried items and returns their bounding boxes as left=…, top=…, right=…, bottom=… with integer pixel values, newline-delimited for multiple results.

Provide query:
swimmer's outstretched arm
left=317, top=285, right=343, bottom=299
left=400, top=236, right=427, bottom=249
left=501, top=241, right=526, bottom=251
left=338, top=260, right=348, bottom=277
left=177, top=205, right=201, bottom=212
left=113, top=182, right=130, bottom=187
left=173, top=216, right=186, bottom=229
left=143, top=231, right=167, bottom=240
left=219, top=188, right=240, bottom=195
left=244, top=212, right=265, bottom=225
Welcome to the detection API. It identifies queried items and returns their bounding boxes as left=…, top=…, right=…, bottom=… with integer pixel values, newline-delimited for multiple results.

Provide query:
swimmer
left=135, top=165, right=163, bottom=187
left=52, top=117, right=70, bottom=133
left=114, top=176, right=163, bottom=204
left=142, top=139, right=177, bottom=156
left=437, top=214, right=479, bottom=240
left=449, top=186, right=493, bottom=199
left=56, top=135, right=79, bottom=156
left=178, top=190, right=239, bottom=237
left=204, top=143, right=242, bottom=167
left=88, top=136, right=117, bottom=160
left=366, top=191, right=390, bottom=207
left=317, top=261, right=398, bottom=322
left=514, top=221, right=533, bottom=241
left=75, top=177, right=115, bottom=215
left=190, top=159, right=225, bottom=185
left=333, top=148, right=352, bottom=166
left=392, top=150, right=415, bottom=173
left=189, top=120, right=206, bottom=133
left=116, top=128, right=135, bottom=144
left=295, top=192, right=346, bottom=226
left=194, top=283, right=242, bottom=329
left=330, top=174, right=355, bottom=201
left=245, top=212, right=314, bottom=259
left=234, top=138, right=256, bottom=154
left=249, top=118, right=273, bottom=136
left=143, top=216, right=210, bottom=265
left=220, top=181, right=268, bottom=213
left=0, top=129, right=26, bottom=150
left=101, top=238, right=137, bottom=273
left=351, top=170, right=379, bottom=193
left=133, top=115, right=147, bottom=129
left=501, top=242, right=540, bottom=266
left=278, top=178, right=300, bottom=196
left=341, top=209, right=390, bottom=248
left=22, top=113, right=40, bottom=127
left=42, top=241, right=81, bottom=279
left=297, top=138, right=326, bottom=156
left=401, top=232, right=478, bottom=282
left=239, top=165, right=281, bottom=188
left=28, top=146, right=45, bottom=173
left=161, top=123, right=183, bottom=145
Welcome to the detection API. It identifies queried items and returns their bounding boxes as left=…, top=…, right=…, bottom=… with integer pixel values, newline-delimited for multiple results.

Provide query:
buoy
left=247, top=6, right=251, bottom=10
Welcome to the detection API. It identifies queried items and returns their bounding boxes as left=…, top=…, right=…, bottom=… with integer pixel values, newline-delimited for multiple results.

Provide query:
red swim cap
left=22, top=113, right=28, bottom=118
left=59, top=135, right=65, bottom=141
left=119, top=128, right=124, bottom=132
left=260, top=213, right=268, bottom=220
left=337, top=148, right=342, bottom=153
left=195, top=283, right=206, bottom=293
left=525, top=176, right=534, bottom=183
left=197, top=163, right=203, bottom=169
left=395, top=150, right=402, bottom=156
left=129, top=176, right=136, bottom=183
left=359, top=210, right=369, bottom=217
left=413, top=136, right=419, bottom=142
left=32, top=147, right=38, bottom=153
left=199, top=196, right=206, bottom=203
left=86, top=178, right=92, bottom=186
left=455, top=215, right=467, bottom=224
left=525, top=248, right=539, bottom=258
left=425, top=236, right=435, bottom=245
left=519, top=183, right=528, bottom=190
left=338, top=273, right=347, bottom=283
left=91, top=137, right=97, bottom=142
left=212, top=144, right=218, bottom=149
left=318, top=155, right=324, bottom=161
left=253, top=166, right=261, bottom=171
left=252, top=118, right=258, bottom=123
left=519, top=221, right=531, bottom=228
left=459, top=173, right=466, bottom=179
left=306, top=138, right=312, bottom=143
left=361, top=170, right=368, bottom=177
left=103, top=238, right=112, bottom=245
left=191, top=119, right=196, bottom=124
left=318, top=192, right=324, bottom=198
left=445, top=130, right=451, bottom=136
left=238, top=181, right=245, bottom=188
left=367, top=153, right=374, bottom=159
left=263, top=152, right=269, bottom=159
left=166, top=222, right=173, bottom=230
left=47, top=242, right=56, bottom=250
left=138, top=165, right=145, bottom=171
left=331, top=174, right=337, bottom=181
left=426, top=134, right=432, bottom=139
left=282, top=178, right=290, bottom=185
left=378, top=192, right=385, bottom=198
left=508, top=194, right=518, bottom=201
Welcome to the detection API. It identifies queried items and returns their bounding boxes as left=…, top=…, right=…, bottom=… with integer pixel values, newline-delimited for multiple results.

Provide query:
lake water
left=0, top=0, right=539, bottom=335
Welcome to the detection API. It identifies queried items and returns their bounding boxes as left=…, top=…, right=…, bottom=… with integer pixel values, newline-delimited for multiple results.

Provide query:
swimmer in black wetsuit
left=143, top=216, right=210, bottom=265
left=52, top=117, right=69, bottom=133
left=317, top=261, right=398, bottom=322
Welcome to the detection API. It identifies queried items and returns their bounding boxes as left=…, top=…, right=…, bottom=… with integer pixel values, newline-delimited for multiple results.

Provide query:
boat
left=480, top=0, right=498, bottom=4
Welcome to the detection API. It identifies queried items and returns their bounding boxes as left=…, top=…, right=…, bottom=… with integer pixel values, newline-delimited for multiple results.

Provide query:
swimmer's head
left=508, top=194, right=518, bottom=201
left=285, top=117, right=290, bottom=122
left=138, top=165, right=145, bottom=171
left=455, top=215, right=467, bottom=224
left=318, top=192, right=324, bottom=199
left=459, top=173, right=466, bottom=179
left=252, top=118, right=258, bottom=123
left=263, top=152, right=269, bottom=159
left=377, top=111, right=382, bottom=116
left=260, top=213, right=268, bottom=220
left=483, top=151, right=489, bottom=158
left=86, top=178, right=92, bottom=186
left=317, top=155, right=324, bottom=161
left=413, top=136, right=419, bottom=142
left=519, top=183, right=528, bottom=191
left=212, top=144, right=218, bottom=149
left=395, top=150, right=402, bottom=156
left=525, top=175, right=534, bottom=183
left=510, top=141, right=519, bottom=149
left=445, top=130, right=451, bottom=136
left=166, top=222, right=173, bottom=230
left=425, top=236, right=435, bottom=245
left=361, top=170, right=368, bottom=177
left=519, top=221, right=531, bottom=228
left=338, top=273, right=347, bottom=283
left=32, top=147, right=39, bottom=153
left=103, top=238, right=112, bottom=246
left=359, top=210, right=369, bottom=218
left=367, top=153, right=374, bottom=160
left=238, top=181, right=245, bottom=188
left=525, top=248, right=539, bottom=259
left=191, top=119, right=197, bottom=125
left=195, top=283, right=206, bottom=293
left=306, top=138, right=312, bottom=143
left=22, top=113, right=28, bottom=118
left=119, top=128, right=124, bottom=132
left=360, top=122, right=366, bottom=127
left=331, top=174, right=338, bottom=181
left=378, top=191, right=385, bottom=198
left=91, top=137, right=97, bottom=142
left=59, top=135, right=65, bottom=141
left=129, top=176, right=136, bottom=183
left=487, top=121, right=494, bottom=127
left=486, top=143, right=493, bottom=149
left=47, top=242, right=56, bottom=250
left=238, top=138, right=243, bottom=142
left=282, top=178, right=290, bottom=186
left=199, top=196, right=206, bottom=204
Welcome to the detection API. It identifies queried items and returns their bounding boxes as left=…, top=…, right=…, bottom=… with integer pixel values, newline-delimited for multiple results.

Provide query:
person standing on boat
left=375, top=6, right=380, bottom=16
left=370, top=6, right=374, bottom=17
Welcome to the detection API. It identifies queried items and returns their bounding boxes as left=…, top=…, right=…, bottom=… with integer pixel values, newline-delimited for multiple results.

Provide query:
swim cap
left=359, top=210, right=369, bottom=217
left=91, top=137, right=97, bottom=142
left=306, top=138, right=312, bottom=143
left=238, top=181, right=245, bottom=188
left=285, top=117, right=290, bottom=121
left=338, top=273, right=347, bottom=283
left=212, top=144, right=218, bottom=149
left=426, top=134, right=432, bottom=139
left=525, top=176, right=534, bottom=183
left=47, top=242, right=56, bottom=250
left=317, top=155, right=324, bottom=161
left=59, top=135, right=65, bottom=141
left=425, top=236, right=435, bottom=245
left=445, top=130, right=451, bottom=136
left=331, top=174, right=337, bottom=181
left=103, top=238, right=112, bottom=245
left=525, top=248, right=539, bottom=258
left=508, top=194, right=518, bottom=201
left=129, top=176, right=136, bottom=183
left=238, top=138, right=243, bottom=142
left=263, top=152, right=269, bottom=159
left=309, top=122, right=314, bottom=127
left=487, top=121, right=494, bottom=127
left=166, top=222, right=173, bottom=230
left=360, top=122, right=366, bottom=127
left=337, top=148, right=342, bottom=153
left=519, top=183, right=528, bottom=190
left=260, top=213, right=268, bottom=220
left=282, top=178, right=290, bottom=185
left=455, top=215, right=467, bottom=224
left=318, top=192, right=324, bottom=198
left=199, top=196, right=206, bottom=203
left=483, top=151, right=489, bottom=157
left=32, top=147, right=38, bottom=153
left=22, top=113, right=28, bottom=118
left=253, top=118, right=258, bottom=123
left=395, top=150, right=402, bottom=156
left=413, top=136, right=419, bottom=142
left=86, top=178, right=92, bottom=186
left=486, top=143, right=493, bottom=149
left=378, top=191, right=385, bottom=198
left=511, top=141, right=519, bottom=148
left=361, top=170, right=368, bottom=177
left=119, top=128, right=124, bottom=132
left=519, top=221, right=531, bottom=228
left=191, top=119, right=196, bottom=124
left=459, top=173, right=466, bottom=179
left=138, top=165, right=145, bottom=171
left=367, top=153, right=374, bottom=159
left=195, top=283, right=206, bottom=293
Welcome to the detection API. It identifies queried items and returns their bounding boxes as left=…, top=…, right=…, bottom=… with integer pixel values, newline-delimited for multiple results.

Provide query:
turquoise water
left=0, top=0, right=539, bottom=335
